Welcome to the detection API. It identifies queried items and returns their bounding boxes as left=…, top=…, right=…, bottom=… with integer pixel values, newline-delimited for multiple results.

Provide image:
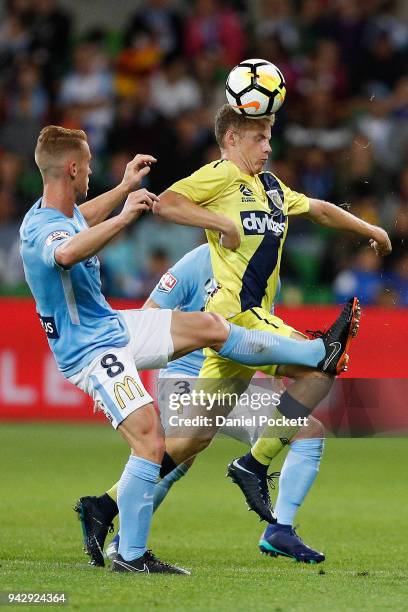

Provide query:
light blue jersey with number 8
left=20, top=199, right=129, bottom=377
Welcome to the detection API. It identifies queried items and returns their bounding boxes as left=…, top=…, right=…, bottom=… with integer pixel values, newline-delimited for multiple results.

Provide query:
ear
left=225, top=129, right=236, bottom=147
left=68, top=160, right=77, bottom=179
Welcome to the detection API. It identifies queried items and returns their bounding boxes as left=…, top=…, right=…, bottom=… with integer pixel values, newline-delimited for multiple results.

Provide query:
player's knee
left=306, top=416, right=325, bottom=439
left=172, top=431, right=214, bottom=462
left=120, top=405, right=165, bottom=462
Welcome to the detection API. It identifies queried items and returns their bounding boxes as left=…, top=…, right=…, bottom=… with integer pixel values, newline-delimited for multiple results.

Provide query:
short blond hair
left=35, top=125, right=88, bottom=175
left=214, top=104, right=275, bottom=148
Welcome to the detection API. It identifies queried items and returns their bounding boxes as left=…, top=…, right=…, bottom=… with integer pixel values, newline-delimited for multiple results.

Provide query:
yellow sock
left=106, top=482, right=119, bottom=502
left=251, top=436, right=287, bottom=465
left=251, top=407, right=301, bottom=465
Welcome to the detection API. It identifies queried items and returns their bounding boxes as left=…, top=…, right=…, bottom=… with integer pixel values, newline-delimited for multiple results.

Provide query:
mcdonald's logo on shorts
left=114, top=376, right=145, bottom=409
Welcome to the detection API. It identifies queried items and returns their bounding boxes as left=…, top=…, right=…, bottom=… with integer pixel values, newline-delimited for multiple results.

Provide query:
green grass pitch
left=1, top=423, right=407, bottom=611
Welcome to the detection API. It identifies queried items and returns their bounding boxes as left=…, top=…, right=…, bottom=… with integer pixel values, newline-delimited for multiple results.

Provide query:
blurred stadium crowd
left=0, top=0, right=407, bottom=305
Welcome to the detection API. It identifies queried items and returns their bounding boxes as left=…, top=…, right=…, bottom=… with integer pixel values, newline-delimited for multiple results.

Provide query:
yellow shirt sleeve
left=168, top=160, right=238, bottom=206
left=281, top=181, right=310, bottom=216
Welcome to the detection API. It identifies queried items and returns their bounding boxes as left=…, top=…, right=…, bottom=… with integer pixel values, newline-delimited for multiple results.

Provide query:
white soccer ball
left=226, top=58, right=286, bottom=118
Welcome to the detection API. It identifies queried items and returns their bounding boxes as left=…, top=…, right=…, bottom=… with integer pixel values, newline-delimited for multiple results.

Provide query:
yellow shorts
left=200, top=307, right=300, bottom=381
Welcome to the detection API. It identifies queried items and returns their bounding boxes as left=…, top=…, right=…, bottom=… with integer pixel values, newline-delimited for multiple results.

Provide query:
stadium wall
left=0, top=298, right=406, bottom=423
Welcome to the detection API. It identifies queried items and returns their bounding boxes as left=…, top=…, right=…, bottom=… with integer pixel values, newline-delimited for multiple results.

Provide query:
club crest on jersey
left=241, top=211, right=286, bottom=236
left=45, top=230, right=70, bottom=246
left=266, top=189, right=284, bottom=210
left=157, top=271, right=178, bottom=293
left=239, top=184, right=256, bottom=202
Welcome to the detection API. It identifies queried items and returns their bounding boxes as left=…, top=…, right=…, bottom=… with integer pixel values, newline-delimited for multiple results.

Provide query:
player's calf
left=119, top=404, right=165, bottom=464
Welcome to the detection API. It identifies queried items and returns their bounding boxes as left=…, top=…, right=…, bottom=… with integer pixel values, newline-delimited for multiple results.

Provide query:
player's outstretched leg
left=171, top=297, right=360, bottom=374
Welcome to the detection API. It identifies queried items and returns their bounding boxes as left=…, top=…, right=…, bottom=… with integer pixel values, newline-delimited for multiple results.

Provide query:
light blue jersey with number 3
left=20, top=199, right=129, bottom=377
left=150, top=244, right=215, bottom=377
left=151, top=243, right=280, bottom=377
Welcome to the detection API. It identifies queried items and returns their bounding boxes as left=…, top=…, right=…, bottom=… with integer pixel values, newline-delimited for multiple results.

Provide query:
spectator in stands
left=334, top=247, right=384, bottom=305
left=59, top=40, right=114, bottom=152
left=285, top=90, right=352, bottom=152
left=99, top=232, right=139, bottom=298
left=363, top=30, right=408, bottom=94
left=298, top=146, right=335, bottom=201
left=107, top=81, right=169, bottom=161
left=129, top=247, right=171, bottom=300
left=192, top=51, right=225, bottom=113
left=0, top=151, right=25, bottom=223
left=0, top=61, right=48, bottom=158
left=123, top=0, right=183, bottom=57
left=115, top=24, right=162, bottom=99
left=28, top=0, right=72, bottom=88
left=388, top=253, right=408, bottom=306
left=152, top=109, right=212, bottom=193
left=184, top=0, right=246, bottom=68
left=254, top=0, right=299, bottom=53
left=320, top=0, right=370, bottom=93
left=0, top=3, right=32, bottom=74
left=151, top=54, right=201, bottom=119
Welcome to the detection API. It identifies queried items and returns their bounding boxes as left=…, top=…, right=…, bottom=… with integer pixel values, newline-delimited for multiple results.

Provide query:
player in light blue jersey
left=82, top=244, right=325, bottom=564
left=23, top=126, right=351, bottom=574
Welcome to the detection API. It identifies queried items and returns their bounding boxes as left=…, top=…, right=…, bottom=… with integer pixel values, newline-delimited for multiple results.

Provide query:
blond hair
left=214, top=104, right=275, bottom=148
left=35, top=125, right=88, bottom=176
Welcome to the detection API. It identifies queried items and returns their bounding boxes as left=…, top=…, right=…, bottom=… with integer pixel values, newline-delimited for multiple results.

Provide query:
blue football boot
left=259, top=524, right=325, bottom=564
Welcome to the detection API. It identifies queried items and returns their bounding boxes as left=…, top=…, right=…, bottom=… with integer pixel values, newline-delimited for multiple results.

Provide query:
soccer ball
left=226, top=59, right=286, bottom=118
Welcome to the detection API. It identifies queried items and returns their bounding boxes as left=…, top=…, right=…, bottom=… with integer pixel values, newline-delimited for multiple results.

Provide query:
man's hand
left=369, top=226, right=392, bottom=256
left=220, top=218, right=241, bottom=250
left=121, top=154, right=157, bottom=193
left=119, top=189, right=159, bottom=226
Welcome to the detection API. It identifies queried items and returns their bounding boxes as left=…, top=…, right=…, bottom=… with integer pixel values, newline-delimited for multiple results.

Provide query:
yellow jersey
left=169, top=159, right=309, bottom=319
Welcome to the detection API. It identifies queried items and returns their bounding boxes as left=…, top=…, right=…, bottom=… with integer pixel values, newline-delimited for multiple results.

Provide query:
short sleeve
left=36, top=223, right=74, bottom=269
left=150, top=260, right=195, bottom=309
left=168, top=160, right=237, bottom=206
left=281, top=182, right=310, bottom=216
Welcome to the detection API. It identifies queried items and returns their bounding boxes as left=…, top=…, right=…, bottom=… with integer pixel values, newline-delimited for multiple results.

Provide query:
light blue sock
left=218, top=323, right=325, bottom=368
left=153, top=463, right=190, bottom=512
left=274, top=438, right=325, bottom=527
left=117, top=455, right=160, bottom=561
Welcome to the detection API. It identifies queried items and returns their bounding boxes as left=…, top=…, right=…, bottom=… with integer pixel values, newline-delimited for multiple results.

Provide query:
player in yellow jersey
left=154, top=103, right=391, bottom=523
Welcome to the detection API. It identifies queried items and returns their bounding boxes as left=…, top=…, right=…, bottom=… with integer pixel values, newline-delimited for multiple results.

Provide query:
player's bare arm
left=306, top=199, right=392, bottom=256
left=155, top=191, right=241, bottom=250
left=79, top=154, right=157, bottom=227
left=55, top=189, right=158, bottom=268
